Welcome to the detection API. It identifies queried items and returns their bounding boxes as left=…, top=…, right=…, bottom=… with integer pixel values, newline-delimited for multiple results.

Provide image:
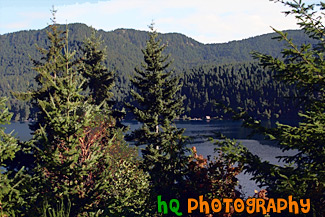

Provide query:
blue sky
left=0, top=0, right=321, bottom=43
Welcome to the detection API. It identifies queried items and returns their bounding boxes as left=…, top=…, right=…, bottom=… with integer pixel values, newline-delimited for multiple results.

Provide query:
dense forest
left=0, top=23, right=313, bottom=120
left=1, top=0, right=324, bottom=216
left=182, top=62, right=301, bottom=119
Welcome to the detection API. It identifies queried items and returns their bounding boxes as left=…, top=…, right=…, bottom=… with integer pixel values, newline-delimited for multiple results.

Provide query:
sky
left=0, top=0, right=321, bottom=44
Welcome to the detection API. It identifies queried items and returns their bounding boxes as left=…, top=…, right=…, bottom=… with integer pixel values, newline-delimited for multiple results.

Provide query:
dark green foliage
left=217, top=1, right=325, bottom=216
left=0, top=97, right=29, bottom=216
left=32, top=24, right=148, bottom=216
left=127, top=24, right=244, bottom=217
left=182, top=62, right=301, bottom=120
left=127, top=24, right=189, bottom=212
left=2, top=18, right=150, bottom=216
left=2, top=4, right=324, bottom=216
left=80, top=29, right=115, bottom=108
left=0, top=24, right=316, bottom=120
left=80, top=29, right=126, bottom=126
left=128, top=24, right=184, bottom=129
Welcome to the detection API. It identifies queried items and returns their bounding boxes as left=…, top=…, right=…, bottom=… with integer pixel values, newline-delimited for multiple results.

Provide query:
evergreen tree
left=80, top=29, right=115, bottom=108
left=14, top=15, right=150, bottom=216
left=218, top=1, right=325, bottom=216
left=127, top=23, right=188, bottom=207
left=80, top=29, right=126, bottom=126
left=0, top=97, right=29, bottom=216
left=16, top=12, right=69, bottom=133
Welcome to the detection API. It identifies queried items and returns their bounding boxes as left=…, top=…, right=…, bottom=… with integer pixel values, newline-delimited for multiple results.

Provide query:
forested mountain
left=182, top=62, right=301, bottom=120
left=0, top=23, right=312, bottom=120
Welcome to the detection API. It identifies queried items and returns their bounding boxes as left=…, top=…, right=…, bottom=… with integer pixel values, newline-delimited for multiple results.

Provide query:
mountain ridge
left=0, top=22, right=303, bottom=46
left=0, top=23, right=313, bottom=120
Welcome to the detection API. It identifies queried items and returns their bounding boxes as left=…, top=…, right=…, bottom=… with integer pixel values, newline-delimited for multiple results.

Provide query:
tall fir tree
left=15, top=8, right=71, bottom=133
left=10, top=10, right=70, bottom=172
left=13, top=14, right=150, bottom=216
left=80, top=29, right=114, bottom=108
left=127, top=23, right=188, bottom=208
left=217, top=1, right=325, bottom=216
left=80, top=29, right=126, bottom=127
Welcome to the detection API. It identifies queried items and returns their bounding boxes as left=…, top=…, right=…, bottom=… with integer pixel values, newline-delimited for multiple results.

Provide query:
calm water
left=3, top=120, right=296, bottom=197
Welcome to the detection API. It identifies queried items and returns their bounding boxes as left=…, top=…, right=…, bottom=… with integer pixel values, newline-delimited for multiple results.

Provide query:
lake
left=3, top=120, right=296, bottom=197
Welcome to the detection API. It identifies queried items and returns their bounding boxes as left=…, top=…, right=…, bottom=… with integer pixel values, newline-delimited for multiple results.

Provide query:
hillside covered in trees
left=1, top=0, right=325, bottom=216
left=0, top=23, right=313, bottom=120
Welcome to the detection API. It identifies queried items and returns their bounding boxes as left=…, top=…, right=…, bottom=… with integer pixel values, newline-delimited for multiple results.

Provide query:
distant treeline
left=0, top=23, right=310, bottom=120
left=181, top=62, right=301, bottom=120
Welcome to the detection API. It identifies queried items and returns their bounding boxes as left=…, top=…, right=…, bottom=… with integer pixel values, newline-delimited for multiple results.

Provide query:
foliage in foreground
left=217, top=1, right=325, bottom=216
left=126, top=23, right=191, bottom=213
left=7, top=3, right=325, bottom=216
left=0, top=97, right=29, bottom=216
left=0, top=18, right=151, bottom=216
left=127, top=24, right=245, bottom=216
